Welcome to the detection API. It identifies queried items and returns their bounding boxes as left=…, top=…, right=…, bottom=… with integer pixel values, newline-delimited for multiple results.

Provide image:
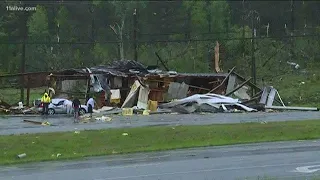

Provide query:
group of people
left=63, top=97, right=81, bottom=120
left=63, top=96, right=95, bottom=122
left=41, top=91, right=95, bottom=122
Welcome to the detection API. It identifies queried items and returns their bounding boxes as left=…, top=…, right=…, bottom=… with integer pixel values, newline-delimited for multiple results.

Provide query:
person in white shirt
left=86, top=96, right=95, bottom=119
left=63, top=99, right=73, bottom=115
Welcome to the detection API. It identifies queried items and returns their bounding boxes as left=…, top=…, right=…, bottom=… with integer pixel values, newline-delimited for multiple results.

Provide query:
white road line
left=91, top=154, right=171, bottom=163
left=293, top=165, right=320, bottom=173
left=0, top=154, right=171, bottom=173
left=93, top=161, right=320, bottom=180
left=100, top=162, right=161, bottom=170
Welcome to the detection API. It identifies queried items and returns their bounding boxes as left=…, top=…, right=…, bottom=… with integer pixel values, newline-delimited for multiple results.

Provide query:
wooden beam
left=231, top=71, right=261, bottom=91
left=0, top=71, right=53, bottom=78
left=208, top=66, right=236, bottom=93
left=26, top=75, right=30, bottom=107
left=85, top=75, right=91, bottom=102
left=225, top=77, right=253, bottom=96
left=241, top=96, right=260, bottom=104
left=23, top=119, right=42, bottom=125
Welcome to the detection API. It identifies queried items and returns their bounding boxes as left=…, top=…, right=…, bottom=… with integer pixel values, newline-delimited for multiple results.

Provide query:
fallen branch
left=155, top=52, right=169, bottom=71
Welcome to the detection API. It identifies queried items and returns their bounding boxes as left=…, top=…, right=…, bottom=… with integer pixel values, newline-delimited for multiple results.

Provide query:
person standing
left=41, top=91, right=51, bottom=115
left=86, top=96, right=95, bottom=119
left=72, top=97, right=81, bottom=122
left=63, top=98, right=73, bottom=115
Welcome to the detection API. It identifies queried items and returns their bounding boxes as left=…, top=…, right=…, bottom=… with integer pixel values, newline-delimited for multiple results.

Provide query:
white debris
left=160, top=93, right=257, bottom=113
left=287, top=61, right=300, bottom=69
left=95, top=116, right=112, bottom=122
left=94, top=106, right=114, bottom=113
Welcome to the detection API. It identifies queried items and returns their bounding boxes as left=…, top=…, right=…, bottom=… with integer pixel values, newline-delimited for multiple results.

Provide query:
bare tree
left=110, top=21, right=125, bottom=60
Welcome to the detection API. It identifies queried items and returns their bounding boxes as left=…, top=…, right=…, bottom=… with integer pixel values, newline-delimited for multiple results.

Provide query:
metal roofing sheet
left=144, top=72, right=228, bottom=78
left=177, top=73, right=228, bottom=77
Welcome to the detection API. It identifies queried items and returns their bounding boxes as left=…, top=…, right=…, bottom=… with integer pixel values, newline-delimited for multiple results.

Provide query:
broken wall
left=61, top=80, right=87, bottom=92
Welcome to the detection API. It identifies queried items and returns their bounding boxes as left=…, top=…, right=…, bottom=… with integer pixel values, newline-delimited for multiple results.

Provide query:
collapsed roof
left=60, top=60, right=149, bottom=77
left=57, top=60, right=228, bottom=93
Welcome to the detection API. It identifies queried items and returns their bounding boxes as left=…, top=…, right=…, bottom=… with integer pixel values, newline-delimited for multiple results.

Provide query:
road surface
left=0, top=111, right=320, bottom=135
left=1, top=140, right=320, bottom=180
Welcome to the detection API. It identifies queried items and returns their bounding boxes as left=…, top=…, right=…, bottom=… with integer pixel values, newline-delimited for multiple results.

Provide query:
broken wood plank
left=146, top=79, right=210, bottom=91
left=208, top=80, right=221, bottom=85
left=225, top=77, right=253, bottom=96
left=23, top=119, right=42, bottom=124
left=231, top=71, right=261, bottom=91
left=209, top=66, right=235, bottom=84
left=226, top=75, right=236, bottom=94
left=208, top=66, right=236, bottom=93
left=266, top=87, right=277, bottom=107
left=259, top=87, right=270, bottom=105
left=241, top=96, right=260, bottom=104
left=252, top=90, right=263, bottom=99
left=265, top=106, right=319, bottom=111
left=0, top=107, right=10, bottom=113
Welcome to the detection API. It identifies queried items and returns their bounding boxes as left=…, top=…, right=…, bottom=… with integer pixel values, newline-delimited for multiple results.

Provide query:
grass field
left=1, top=119, right=320, bottom=165
left=273, top=70, right=320, bottom=108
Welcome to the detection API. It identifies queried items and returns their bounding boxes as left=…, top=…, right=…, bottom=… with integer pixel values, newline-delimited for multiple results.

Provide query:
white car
left=36, top=98, right=88, bottom=115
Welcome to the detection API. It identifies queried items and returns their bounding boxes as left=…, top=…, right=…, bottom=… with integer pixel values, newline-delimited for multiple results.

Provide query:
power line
left=0, top=34, right=319, bottom=44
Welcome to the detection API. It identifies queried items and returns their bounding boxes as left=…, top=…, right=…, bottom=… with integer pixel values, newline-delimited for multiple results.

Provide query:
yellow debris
left=122, top=108, right=133, bottom=116
left=41, top=121, right=51, bottom=126
left=142, top=110, right=150, bottom=115
left=147, top=100, right=158, bottom=112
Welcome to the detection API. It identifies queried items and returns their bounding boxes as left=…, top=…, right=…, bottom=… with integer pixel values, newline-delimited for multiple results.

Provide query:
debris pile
left=159, top=93, right=257, bottom=114
left=1, top=60, right=318, bottom=118
left=0, top=99, right=11, bottom=113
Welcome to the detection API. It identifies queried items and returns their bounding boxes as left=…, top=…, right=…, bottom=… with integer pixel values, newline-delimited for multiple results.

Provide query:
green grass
left=272, top=70, right=320, bottom=108
left=1, top=120, right=320, bottom=165
left=0, top=87, right=46, bottom=106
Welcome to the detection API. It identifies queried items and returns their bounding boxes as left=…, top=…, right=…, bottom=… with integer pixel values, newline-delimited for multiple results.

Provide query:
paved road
left=1, top=140, right=320, bottom=180
left=0, top=111, right=320, bottom=135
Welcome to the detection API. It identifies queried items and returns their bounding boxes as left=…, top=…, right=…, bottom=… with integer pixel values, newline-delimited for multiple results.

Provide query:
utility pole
left=290, top=0, right=295, bottom=62
left=185, top=8, right=191, bottom=40
left=242, top=0, right=245, bottom=58
left=20, top=5, right=28, bottom=103
left=250, top=11, right=256, bottom=96
left=206, top=0, right=212, bottom=71
left=225, top=17, right=229, bottom=38
left=133, top=8, right=138, bottom=62
left=91, top=5, right=95, bottom=46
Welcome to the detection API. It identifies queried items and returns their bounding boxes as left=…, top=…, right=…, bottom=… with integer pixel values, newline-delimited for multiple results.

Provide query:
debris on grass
left=17, top=153, right=26, bottom=159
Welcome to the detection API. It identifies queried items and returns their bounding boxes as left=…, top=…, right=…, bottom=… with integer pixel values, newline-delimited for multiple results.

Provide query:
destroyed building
left=1, top=60, right=318, bottom=115
left=51, top=60, right=230, bottom=108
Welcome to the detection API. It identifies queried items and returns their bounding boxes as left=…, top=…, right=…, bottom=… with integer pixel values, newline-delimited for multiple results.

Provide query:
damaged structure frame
left=0, top=60, right=318, bottom=115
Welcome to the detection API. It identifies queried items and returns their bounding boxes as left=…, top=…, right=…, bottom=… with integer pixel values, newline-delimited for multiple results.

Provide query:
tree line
left=0, top=0, right=319, bottom=82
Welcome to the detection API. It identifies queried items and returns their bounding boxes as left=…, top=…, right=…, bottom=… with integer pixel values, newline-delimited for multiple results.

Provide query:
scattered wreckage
left=0, top=60, right=318, bottom=118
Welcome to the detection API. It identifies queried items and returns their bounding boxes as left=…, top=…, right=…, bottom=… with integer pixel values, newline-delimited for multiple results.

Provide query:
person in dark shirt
left=72, top=97, right=81, bottom=122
